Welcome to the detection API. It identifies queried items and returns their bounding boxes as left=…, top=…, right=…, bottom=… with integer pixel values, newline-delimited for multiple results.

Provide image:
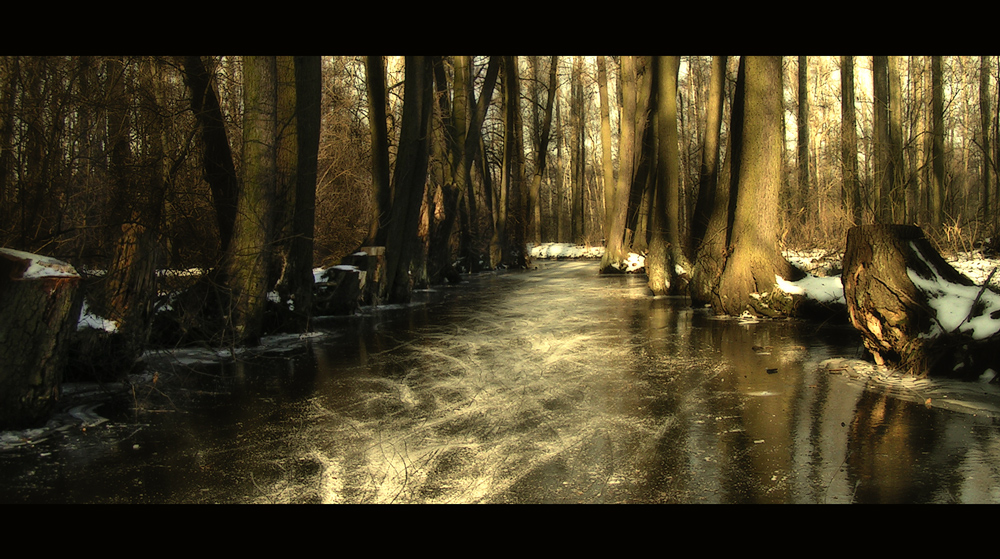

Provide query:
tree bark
left=715, top=56, right=802, bottom=317
left=840, top=56, right=863, bottom=226
left=601, top=57, right=637, bottom=273
left=691, top=57, right=744, bottom=306
left=601, top=56, right=653, bottom=273
left=461, top=56, right=500, bottom=270
left=102, top=57, right=167, bottom=368
left=528, top=56, right=558, bottom=245
left=180, top=56, right=239, bottom=258
left=842, top=224, right=999, bottom=379
left=497, top=56, right=528, bottom=269
left=0, top=249, right=81, bottom=429
left=286, top=55, right=321, bottom=330
left=691, top=55, right=726, bottom=251
left=366, top=56, right=392, bottom=247
left=227, top=55, right=277, bottom=345
left=797, top=56, right=810, bottom=228
left=980, top=56, right=992, bottom=234
left=647, top=56, right=690, bottom=295
left=384, top=56, right=434, bottom=304
left=930, top=56, right=945, bottom=232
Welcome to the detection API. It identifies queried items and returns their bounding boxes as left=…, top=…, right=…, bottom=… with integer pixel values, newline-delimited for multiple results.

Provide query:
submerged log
left=0, top=248, right=82, bottom=429
left=842, top=225, right=1000, bottom=380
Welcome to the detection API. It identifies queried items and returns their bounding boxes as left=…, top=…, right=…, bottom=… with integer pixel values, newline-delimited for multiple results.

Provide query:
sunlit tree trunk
left=597, top=56, right=615, bottom=242
left=889, top=56, right=906, bottom=222
left=797, top=56, right=810, bottom=229
left=625, top=57, right=657, bottom=253
left=715, top=56, right=802, bottom=316
left=980, top=56, right=992, bottom=234
left=384, top=56, right=434, bottom=303
left=873, top=56, right=905, bottom=223
left=571, top=56, right=586, bottom=244
left=647, top=56, right=689, bottom=295
left=690, top=57, right=741, bottom=306
left=691, top=55, right=726, bottom=251
left=841, top=56, right=863, bottom=226
left=601, top=56, right=638, bottom=273
left=930, top=56, right=945, bottom=232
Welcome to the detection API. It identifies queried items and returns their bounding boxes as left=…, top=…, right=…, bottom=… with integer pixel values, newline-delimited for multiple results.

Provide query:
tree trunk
left=797, top=56, right=810, bottom=229
left=0, top=249, right=81, bottom=429
left=427, top=56, right=463, bottom=285
left=601, top=56, right=638, bottom=273
left=840, top=56, right=863, bottom=226
left=930, top=56, right=945, bottom=232
left=715, top=56, right=802, bottom=317
left=285, top=55, right=321, bottom=330
left=842, top=224, right=999, bottom=379
left=498, top=56, right=528, bottom=269
left=461, top=56, right=500, bottom=270
left=227, top=55, right=277, bottom=345
left=571, top=56, right=586, bottom=244
left=888, top=56, right=907, bottom=222
left=873, top=56, right=894, bottom=222
left=691, top=55, right=726, bottom=251
left=366, top=56, right=392, bottom=247
left=102, top=57, right=167, bottom=370
left=647, top=56, right=690, bottom=296
left=180, top=56, right=239, bottom=258
left=691, top=57, right=744, bottom=306
left=528, top=56, right=558, bottom=245
left=384, top=56, right=434, bottom=304
left=597, top=56, right=615, bottom=242
left=980, top=56, right=992, bottom=234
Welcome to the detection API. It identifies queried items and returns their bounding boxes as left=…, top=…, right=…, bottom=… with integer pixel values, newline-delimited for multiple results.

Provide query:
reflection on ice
left=4, top=260, right=1000, bottom=503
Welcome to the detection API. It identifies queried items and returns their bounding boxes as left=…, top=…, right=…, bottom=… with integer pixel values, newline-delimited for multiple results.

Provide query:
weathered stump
left=314, top=266, right=362, bottom=316
left=0, top=248, right=82, bottom=429
left=342, top=247, right=386, bottom=306
left=842, top=225, right=1000, bottom=380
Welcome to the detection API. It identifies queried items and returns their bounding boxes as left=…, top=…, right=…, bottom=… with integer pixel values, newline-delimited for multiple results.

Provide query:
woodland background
left=0, top=56, right=995, bottom=343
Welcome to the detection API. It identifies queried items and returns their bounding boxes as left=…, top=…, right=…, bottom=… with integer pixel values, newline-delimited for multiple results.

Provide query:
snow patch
left=0, top=248, right=78, bottom=279
left=907, top=241, right=1000, bottom=340
left=77, top=300, right=119, bottom=333
left=529, top=243, right=604, bottom=259
left=775, top=274, right=845, bottom=305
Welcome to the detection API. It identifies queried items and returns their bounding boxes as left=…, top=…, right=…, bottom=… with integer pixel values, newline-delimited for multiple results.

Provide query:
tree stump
left=0, top=248, right=82, bottom=429
left=314, top=266, right=362, bottom=316
left=842, top=225, right=1000, bottom=380
left=342, top=247, right=386, bottom=306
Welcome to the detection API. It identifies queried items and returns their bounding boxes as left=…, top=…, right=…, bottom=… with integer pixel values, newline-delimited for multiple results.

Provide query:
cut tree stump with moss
left=0, top=248, right=82, bottom=429
left=842, top=225, right=1000, bottom=380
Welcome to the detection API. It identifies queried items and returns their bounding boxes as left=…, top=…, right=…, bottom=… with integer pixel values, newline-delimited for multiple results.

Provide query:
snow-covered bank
left=528, top=243, right=646, bottom=273
left=778, top=248, right=1000, bottom=315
